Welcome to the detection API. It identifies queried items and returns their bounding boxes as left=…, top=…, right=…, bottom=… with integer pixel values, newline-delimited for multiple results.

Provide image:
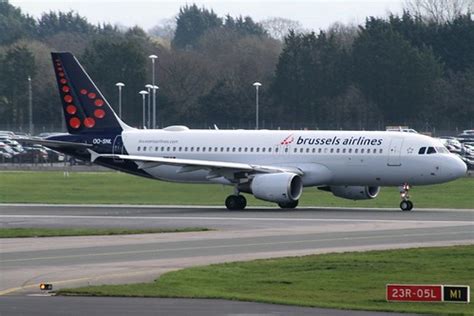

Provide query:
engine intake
left=329, top=185, right=380, bottom=200
left=249, top=173, right=303, bottom=203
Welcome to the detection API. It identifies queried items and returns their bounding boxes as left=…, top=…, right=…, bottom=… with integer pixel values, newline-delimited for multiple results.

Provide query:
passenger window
left=184, top=147, right=188, bottom=152
left=355, top=148, right=358, bottom=153
left=137, top=146, right=141, bottom=151
left=268, top=148, right=272, bottom=153
left=418, top=147, right=426, bottom=154
left=238, top=147, right=242, bottom=152
left=318, top=148, right=322, bottom=153
left=275, top=148, right=279, bottom=153
left=262, top=148, right=266, bottom=153
left=312, top=148, right=316, bottom=153
left=336, top=148, right=340, bottom=153
left=232, top=147, right=236, bottom=152
left=300, top=148, right=304, bottom=153
left=250, top=148, right=254, bottom=152
left=427, top=147, right=437, bottom=154
left=342, top=148, right=346, bottom=153
left=196, top=147, right=200, bottom=152
left=367, top=148, right=370, bottom=154
left=285, top=148, right=288, bottom=153
left=161, top=146, right=164, bottom=151
left=155, top=147, right=158, bottom=151
left=179, top=147, right=182, bottom=152
left=330, top=148, right=334, bottom=153
left=190, top=147, right=194, bottom=152
left=379, top=148, right=383, bottom=154
left=143, top=147, right=147, bottom=151
left=256, top=148, right=260, bottom=152
left=294, top=148, right=297, bottom=153
left=166, top=147, right=170, bottom=151
left=348, top=148, right=352, bottom=153
left=306, top=148, right=310, bottom=153
left=244, top=147, right=248, bottom=152
left=173, top=147, right=176, bottom=151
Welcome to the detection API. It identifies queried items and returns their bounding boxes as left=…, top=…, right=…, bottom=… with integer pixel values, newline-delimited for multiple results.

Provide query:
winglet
left=87, top=149, right=100, bottom=162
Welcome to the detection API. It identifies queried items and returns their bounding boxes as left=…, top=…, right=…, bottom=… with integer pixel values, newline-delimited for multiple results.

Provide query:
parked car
left=0, top=142, right=16, bottom=161
left=44, top=147, right=65, bottom=162
left=19, top=146, right=49, bottom=163
left=0, top=137, right=24, bottom=154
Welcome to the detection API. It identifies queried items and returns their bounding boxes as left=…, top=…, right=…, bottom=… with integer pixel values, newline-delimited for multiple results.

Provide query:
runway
left=1, top=204, right=473, bottom=315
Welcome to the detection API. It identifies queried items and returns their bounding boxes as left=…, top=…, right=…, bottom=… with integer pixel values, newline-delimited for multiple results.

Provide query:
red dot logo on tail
left=66, top=105, right=77, bottom=115
left=84, top=117, right=95, bottom=128
left=69, top=117, right=81, bottom=129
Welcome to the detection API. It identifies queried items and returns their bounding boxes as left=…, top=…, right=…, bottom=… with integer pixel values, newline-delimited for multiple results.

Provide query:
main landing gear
left=399, top=183, right=414, bottom=211
left=225, top=194, right=247, bottom=210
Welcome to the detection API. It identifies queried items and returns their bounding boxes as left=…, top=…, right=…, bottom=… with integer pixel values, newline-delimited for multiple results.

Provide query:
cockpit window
left=427, top=147, right=437, bottom=154
left=418, top=147, right=426, bottom=154
left=436, top=146, right=449, bottom=154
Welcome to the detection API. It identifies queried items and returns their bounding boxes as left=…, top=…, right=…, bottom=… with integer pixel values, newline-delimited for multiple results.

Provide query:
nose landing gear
left=399, top=183, right=414, bottom=211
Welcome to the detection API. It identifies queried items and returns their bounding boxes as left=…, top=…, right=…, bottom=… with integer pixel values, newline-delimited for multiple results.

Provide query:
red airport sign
left=387, top=284, right=442, bottom=302
left=387, top=284, right=470, bottom=303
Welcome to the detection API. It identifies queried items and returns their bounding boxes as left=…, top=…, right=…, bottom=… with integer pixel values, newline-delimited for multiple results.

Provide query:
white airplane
left=31, top=52, right=467, bottom=211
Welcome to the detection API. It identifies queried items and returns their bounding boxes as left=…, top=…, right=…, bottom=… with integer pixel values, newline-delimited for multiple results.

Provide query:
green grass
left=58, top=245, right=474, bottom=315
left=0, top=227, right=209, bottom=238
left=0, top=171, right=473, bottom=208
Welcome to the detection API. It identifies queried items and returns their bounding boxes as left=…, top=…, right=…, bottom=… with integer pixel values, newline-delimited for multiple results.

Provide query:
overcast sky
left=10, top=0, right=404, bottom=31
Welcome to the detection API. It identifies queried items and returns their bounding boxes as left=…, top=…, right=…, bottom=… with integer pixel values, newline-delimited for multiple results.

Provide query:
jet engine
left=247, top=173, right=303, bottom=203
left=329, top=185, right=380, bottom=200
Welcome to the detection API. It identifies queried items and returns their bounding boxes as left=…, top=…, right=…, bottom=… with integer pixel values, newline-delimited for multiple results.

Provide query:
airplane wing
left=88, top=150, right=303, bottom=178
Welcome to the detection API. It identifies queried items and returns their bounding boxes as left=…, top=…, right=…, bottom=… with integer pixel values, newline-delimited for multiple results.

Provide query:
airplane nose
left=450, top=155, right=468, bottom=178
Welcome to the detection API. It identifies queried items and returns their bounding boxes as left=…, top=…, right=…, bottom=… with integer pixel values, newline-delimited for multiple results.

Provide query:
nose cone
left=448, top=155, right=468, bottom=179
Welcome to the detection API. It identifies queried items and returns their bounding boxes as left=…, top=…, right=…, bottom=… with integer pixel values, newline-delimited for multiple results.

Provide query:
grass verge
left=0, top=227, right=209, bottom=238
left=58, top=246, right=474, bottom=315
left=0, top=171, right=473, bottom=208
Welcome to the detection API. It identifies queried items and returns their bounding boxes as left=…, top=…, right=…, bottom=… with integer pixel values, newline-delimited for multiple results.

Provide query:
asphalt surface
left=0, top=296, right=418, bottom=316
left=1, top=204, right=473, bottom=315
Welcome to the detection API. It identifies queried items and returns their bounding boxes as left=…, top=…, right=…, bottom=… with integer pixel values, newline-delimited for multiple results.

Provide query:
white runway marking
left=0, top=214, right=472, bottom=224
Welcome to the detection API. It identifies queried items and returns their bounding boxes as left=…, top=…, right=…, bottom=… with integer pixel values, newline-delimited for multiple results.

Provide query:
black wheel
left=400, top=200, right=412, bottom=211
left=225, top=195, right=246, bottom=210
left=237, top=195, right=247, bottom=209
left=278, top=200, right=299, bottom=209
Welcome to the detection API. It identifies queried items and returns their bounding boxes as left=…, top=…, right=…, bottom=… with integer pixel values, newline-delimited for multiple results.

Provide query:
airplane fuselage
left=77, top=128, right=466, bottom=187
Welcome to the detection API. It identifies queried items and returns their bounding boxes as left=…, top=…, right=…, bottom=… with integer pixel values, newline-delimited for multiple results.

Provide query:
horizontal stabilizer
left=17, top=138, right=93, bottom=150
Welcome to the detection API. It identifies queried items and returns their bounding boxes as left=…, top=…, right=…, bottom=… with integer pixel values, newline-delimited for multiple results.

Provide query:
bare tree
left=148, top=18, right=176, bottom=41
left=260, top=17, right=304, bottom=40
left=404, top=0, right=474, bottom=23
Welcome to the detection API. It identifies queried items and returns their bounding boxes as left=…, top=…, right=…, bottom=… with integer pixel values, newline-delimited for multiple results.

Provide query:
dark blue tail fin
left=52, top=52, right=129, bottom=134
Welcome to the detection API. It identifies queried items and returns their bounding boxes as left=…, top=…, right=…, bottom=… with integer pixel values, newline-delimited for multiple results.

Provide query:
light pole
left=139, top=90, right=148, bottom=129
left=253, top=82, right=262, bottom=130
left=145, top=84, right=153, bottom=128
left=152, top=85, right=159, bottom=127
left=28, top=76, right=33, bottom=135
left=149, top=54, right=158, bottom=129
left=115, top=82, right=125, bottom=118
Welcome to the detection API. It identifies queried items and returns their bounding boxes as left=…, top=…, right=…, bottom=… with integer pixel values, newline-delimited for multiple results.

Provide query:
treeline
left=0, top=1, right=473, bottom=132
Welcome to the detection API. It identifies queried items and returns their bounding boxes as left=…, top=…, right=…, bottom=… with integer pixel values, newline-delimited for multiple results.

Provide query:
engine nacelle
left=329, top=185, right=380, bottom=200
left=250, top=173, right=303, bottom=203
